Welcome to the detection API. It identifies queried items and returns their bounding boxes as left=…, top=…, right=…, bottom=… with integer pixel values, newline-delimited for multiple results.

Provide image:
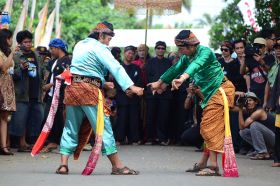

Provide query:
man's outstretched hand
left=129, top=85, right=144, bottom=96
left=147, top=80, right=167, bottom=95
left=171, top=73, right=189, bottom=91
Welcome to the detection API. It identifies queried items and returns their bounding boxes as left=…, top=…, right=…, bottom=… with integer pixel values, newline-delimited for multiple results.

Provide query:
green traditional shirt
left=160, top=45, right=224, bottom=109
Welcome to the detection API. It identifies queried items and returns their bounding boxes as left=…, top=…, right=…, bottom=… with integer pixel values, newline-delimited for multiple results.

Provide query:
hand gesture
left=129, top=85, right=144, bottom=96
left=147, top=80, right=163, bottom=95
left=104, top=82, right=114, bottom=90
left=171, top=78, right=184, bottom=91
left=125, top=89, right=134, bottom=97
left=43, top=83, right=54, bottom=91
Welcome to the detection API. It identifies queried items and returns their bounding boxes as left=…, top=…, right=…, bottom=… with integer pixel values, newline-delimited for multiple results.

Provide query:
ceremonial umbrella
left=115, top=0, right=182, bottom=60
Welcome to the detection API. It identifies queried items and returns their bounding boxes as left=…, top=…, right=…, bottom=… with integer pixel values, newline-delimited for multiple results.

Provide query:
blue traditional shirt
left=71, top=38, right=134, bottom=91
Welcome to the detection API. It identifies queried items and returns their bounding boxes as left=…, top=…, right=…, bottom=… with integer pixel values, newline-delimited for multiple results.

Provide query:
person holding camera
left=9, top=30, right=47, bottom=152
left=181, top=81, right=204, bottom=149
left=237, top=92, right=275, bottom=160
left=240, top=38, right=275, bottom=103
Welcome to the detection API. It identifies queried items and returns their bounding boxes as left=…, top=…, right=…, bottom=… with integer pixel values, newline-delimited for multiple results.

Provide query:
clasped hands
left=147, top=73, right=189, bottom=95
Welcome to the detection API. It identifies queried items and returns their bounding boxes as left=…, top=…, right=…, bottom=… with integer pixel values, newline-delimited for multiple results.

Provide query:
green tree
left=194, top=13, right=214, bottom=27
left=209, top=0, right=280, bottom=49
left=1, top=0, right=140, bottom=51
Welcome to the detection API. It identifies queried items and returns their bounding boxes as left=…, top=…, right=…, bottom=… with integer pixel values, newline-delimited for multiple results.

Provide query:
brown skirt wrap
left=200, top=80, right=235, bottom=153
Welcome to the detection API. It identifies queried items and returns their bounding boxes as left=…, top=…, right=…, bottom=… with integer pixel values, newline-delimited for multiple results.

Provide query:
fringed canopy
left=114, top=0, right=182, bottom=15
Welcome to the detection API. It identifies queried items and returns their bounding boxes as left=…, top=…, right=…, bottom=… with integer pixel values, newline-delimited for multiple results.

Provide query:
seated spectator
left=181, top=81, right=203, bottom=149
left=236, top=92, right=275, bottom=160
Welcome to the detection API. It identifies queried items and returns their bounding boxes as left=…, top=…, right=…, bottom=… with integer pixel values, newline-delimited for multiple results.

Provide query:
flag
left=237, top=0, right=261, bottom=32
left=56, top=19, right=62, bottom=38
left=55, top=0, right=61, bottom=37
left=3, top=0, right=13, bottom=14
left=28, top=0, right=37, bottom=31
left=34, top=1, right=48, bottom=47
left=12, top=0, right=29, bottom=46
left=40, top=9, right=55, bottom=47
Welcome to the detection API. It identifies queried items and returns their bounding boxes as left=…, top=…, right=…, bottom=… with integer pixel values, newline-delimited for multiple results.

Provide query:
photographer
left=9, top=30, right=47, bottom=152
left=240, top=38, right=275, bottom=103
left=181, top=81, right=204, bottom=149
left=236, top=92, right=275, bottom=160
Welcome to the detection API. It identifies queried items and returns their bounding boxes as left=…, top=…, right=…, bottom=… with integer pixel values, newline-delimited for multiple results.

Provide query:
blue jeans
left=9, top=101, right=43, bottom=138
left=239, top=121, right=275, bottom=153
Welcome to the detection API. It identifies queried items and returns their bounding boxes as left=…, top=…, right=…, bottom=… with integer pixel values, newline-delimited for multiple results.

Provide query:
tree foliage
left=1, top=0, right=140, bottom=50
left=209, top=0, right=280, bottom=50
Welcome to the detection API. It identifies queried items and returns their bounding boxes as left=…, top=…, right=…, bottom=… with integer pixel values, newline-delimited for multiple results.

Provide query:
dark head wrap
left=124, top=45, right=136, bottom=53
left=155, top=41, right=166, bottom=49
left=49, top=38, right=68, bottom=53
left=91, top=21, right=115, bottom=37
left=175, top=30, right=200, bottom=46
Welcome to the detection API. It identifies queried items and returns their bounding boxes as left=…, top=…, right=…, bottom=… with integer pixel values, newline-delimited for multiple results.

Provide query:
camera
left=236, top=96, right=247, bottom=106
left=245, top=45, right=260, bottom=57
left=19, top=45, right=27, bottom=51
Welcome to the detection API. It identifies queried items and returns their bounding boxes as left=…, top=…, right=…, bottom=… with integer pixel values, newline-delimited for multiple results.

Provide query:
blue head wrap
left=49, top=38, right=68, bottom=53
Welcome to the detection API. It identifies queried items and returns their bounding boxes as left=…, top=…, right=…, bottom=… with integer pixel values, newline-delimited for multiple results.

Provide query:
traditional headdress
left=175, top=30, right=200, bottom=46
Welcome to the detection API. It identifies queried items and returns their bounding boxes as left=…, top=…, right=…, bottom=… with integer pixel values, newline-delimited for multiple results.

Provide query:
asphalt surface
left=0, top=145, right=280, bottom=186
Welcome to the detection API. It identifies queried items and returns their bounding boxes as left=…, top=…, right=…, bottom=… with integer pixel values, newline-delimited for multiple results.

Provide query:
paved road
left=0, top=145, right=279, bottom=186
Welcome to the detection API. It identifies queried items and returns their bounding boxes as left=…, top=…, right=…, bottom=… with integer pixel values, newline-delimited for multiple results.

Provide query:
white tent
left=110, top=28, right=210, bottom=48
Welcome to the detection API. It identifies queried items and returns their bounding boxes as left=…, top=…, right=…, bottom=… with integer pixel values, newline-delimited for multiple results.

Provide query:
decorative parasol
left=115, top=0, right=182, bottom=60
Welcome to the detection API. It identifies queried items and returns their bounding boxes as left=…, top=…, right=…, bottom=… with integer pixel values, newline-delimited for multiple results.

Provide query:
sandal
left=18, top=145, right=32, bottom=153
left=195, top=167, right=221, bottom=176
left=111, top=166, right=139, bottom=175
left=41, top=145, right=57, bottom=153
left=56, top=165, right=69, bottom=175
left=250, top=153, right=270, bottom=160
left=0, top=147, right=14, bottom=155
left=272, top=162, right=280, bottom=167
left=185, top=163, right=205, bottom=173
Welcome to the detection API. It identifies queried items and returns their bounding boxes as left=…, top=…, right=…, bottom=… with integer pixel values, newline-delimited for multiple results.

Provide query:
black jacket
left=45, top=55, right=71, bottom=105
left=145, top=57, right=172, bottom=99
left=115, top=63, right=142, bottom=106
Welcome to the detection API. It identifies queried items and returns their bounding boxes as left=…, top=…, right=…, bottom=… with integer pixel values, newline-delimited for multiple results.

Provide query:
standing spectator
left=9, top=30, right=46, bottom=152
left=145, top=41, right=172, bottom=145
left=219, top=41, right=246, bottom=152
left=268, top=37, right=280, bottom=167
left=133, top=44, right=150, bottom=85
left=233, top=39, right=250, bottom=92
left=115, top=45, right=142, bottom=145
left=133, top=44, right=150, bottom=143
left=260, top=29, right=277, bottom=55
left=111, top=47, right=122, bottom=63
left=240, top=38, right=275, bottom=103
left=36, top=46, right=51, bottom=63
left=0, top=29, right=16, bottom=155
left=220, top=41, right=247, bottom=92
left=41, top=39, right=71, bottom=153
